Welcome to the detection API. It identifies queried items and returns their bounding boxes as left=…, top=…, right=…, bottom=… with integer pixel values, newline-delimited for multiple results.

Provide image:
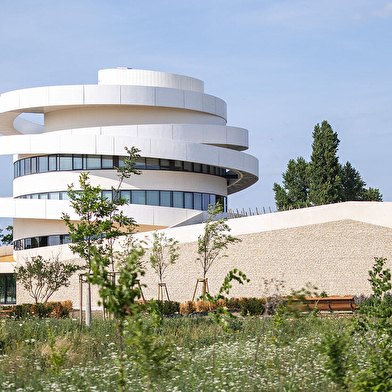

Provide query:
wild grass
left=0, top=314, right=375, bottom=391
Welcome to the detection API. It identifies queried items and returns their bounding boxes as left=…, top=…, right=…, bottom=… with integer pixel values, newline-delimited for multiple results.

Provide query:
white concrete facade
left=0, top=69, right=259, bottom=259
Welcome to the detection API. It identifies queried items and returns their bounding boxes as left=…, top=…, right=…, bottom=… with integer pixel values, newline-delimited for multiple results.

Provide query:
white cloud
left=372, top=2, right=392, bottom=17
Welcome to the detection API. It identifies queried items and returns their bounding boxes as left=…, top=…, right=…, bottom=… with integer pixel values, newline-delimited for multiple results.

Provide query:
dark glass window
left=86, top=155, right=101, bottom=169
left=146, top=158, right=159, bottom=170
left=31, top=157, right=37, bottom=174
left=102, top=190, right=113, bottom=201
left=134, top=158, right=146, bottom=170
left=38, top=156, right=48, bottom=173
left=184, top=162, right=193, bottom=172
left=209, top=194, right=216, bottom=206
left=160, top=159, right=170, bottom=170
left=174, top=161, right=183, bottom=171
left=49, top=192, right=59, bottom=200
left=48, top=155, right=57, bottom=171
left=39, top=193, right=48, bottom=200
left=0, top=274, right=16, bottom=304
left=146, top=191, right=159, bottom=206
left=62, top=235, right=71, bottom=244
left=173, top=192, right=183, bottom=208
left=184, top=193, right=193, bottom=209
left=102, top=156, right=113, bottom=169
left=31, top=237, right=39, bottom=248
left=48, top=235, right=60, bottom=246
left=194, top=193, right=202, bottom=210
left=24, top=158, right=31, bottom=175
left=39, top=237, right=48, bottom=247
left=132, top=190, right=145, bottom=205
left=73, top=156, right=83, bottom=170
left=120, top=190, right=131, bottom=203
left=202, top=193, right=210, bottom=210
left=60, top=192, right=70, bottom=200
left=59, top=155, right=72, bottom=171
left=15, top=155, right=228, bottom=181
left=160, top=191, right=172, bottom=207
left=25, top=238, right=32, bottom=249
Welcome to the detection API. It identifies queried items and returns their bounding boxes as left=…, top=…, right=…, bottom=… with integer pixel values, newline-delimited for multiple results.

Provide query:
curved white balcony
left=0, top=69, right=259, bottom=248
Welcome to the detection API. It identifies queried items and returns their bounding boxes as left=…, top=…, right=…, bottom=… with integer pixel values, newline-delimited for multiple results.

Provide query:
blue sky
left=0, top=0, right=391, bottom=229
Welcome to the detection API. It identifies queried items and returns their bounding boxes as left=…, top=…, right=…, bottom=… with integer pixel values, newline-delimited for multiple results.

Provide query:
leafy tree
left=0, top=225, right=13, bottom=245
left=90, top=247, right=146, bottom=391
left=308, top=121, right=342, bottom=205
left=126, top=300, right=176, bottom=391
left=14, top=255, right=80, bottom=304
left=274, top=121, right=383, bottom=208
left=90, top=243, right=175, bottom=392
left=62, top=147, right=141, bottom=326
left=196, top=203, right=241, bottom=295
left=149, top=231, right=179, bottom=300
left=351, top=257, right=392, bottom=391
left=362, top=187, right=383, bottom=201
left=273, top=157, right=309, bottom=209
left=368, top=256, right=391, bottom=301
left=340, top=161, right=365, bottom=201
left=201, top=269, right=249, bottom=375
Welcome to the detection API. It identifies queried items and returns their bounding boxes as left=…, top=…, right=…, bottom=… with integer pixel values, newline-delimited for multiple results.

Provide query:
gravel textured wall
left=16, top=219, right=392, bottom=307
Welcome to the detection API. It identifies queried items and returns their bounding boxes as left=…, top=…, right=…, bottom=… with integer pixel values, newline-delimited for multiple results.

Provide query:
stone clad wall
left=16, top=219, right=392, bottom=307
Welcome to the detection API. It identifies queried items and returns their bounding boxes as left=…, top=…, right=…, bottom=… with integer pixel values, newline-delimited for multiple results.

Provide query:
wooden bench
left=289, top=296, right=358, bottom=313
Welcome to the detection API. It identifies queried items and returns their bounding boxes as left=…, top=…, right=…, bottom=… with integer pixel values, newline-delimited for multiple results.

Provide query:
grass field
left=1, top=312, right=388, bottom=392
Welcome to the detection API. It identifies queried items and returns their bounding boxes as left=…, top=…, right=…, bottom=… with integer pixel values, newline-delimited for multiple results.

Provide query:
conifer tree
left=308, top=121, right=341, bottom=205
left=273, top=120, right=383, bottom=209
left=273, top=157, right=309, bottom=209
left=340, top=161, right=365, bottom=201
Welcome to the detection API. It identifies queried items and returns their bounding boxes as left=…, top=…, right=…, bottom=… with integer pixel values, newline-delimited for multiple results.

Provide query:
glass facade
left=14, top=154, right=228, bottom=179
left=0, top=274, right=16, bottom=304
left=14, top=234, right=71, bottom=251
left=17, top=190, right=226, bottom=212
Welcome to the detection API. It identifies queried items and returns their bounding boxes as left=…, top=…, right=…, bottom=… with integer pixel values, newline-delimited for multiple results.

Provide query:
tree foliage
left=196, top=203, right=241, bottom=279
left=272, top=157, right=309, bottom=208
left=149, top=231, right=179, bottom=283
left=308, top=121, right=342, bottom=205
left=62, top=147, right=141, bottom=271
left=274, top=121, right=382, bottom=208
left=62, top=172, right=137, bottom=270
left=62, top=146, right=141, bottom=327
left=14, top=255, right=80, bottom=304
left=0, top=225, right=13, bottom=245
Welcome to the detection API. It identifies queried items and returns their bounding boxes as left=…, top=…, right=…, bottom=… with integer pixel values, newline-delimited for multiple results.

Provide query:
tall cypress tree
left=273, top=120, right=382, bottom=208
left=308, top=121, right=341, bottom=205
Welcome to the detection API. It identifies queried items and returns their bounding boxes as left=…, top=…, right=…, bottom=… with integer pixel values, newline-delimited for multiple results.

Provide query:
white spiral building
left=0, top=68, right=258, bottom=278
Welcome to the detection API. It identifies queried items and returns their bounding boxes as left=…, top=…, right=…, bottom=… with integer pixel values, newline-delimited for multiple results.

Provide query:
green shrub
left=155, top=300, right=180, bottom=315
left=240, top=298, right=265, bottom=316
left=6, top=301, right=72, bottom=319
left=227, top=297, right=241, bottom=309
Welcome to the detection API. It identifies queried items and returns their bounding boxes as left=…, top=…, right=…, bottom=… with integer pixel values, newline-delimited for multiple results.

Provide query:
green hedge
left=155, top=300, right=180, bottom=315
left=1, top=301, right=72, bottom=319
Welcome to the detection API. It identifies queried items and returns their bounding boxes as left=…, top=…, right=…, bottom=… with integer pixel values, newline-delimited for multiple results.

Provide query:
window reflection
left=14, top=155, right=228, bottom=181
left=0, top=274, right=16, bottom=304
left=17, top=190, right=226, bottom=213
